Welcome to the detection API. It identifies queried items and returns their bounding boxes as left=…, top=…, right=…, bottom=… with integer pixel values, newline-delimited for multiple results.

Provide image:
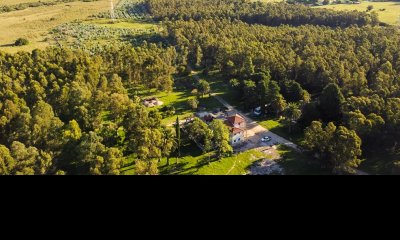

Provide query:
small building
left=143, top=97, right=163, bottom=107
left=196, top=111, right=247, bottom=146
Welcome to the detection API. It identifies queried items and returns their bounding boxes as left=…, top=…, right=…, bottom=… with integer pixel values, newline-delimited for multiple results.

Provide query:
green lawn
left=158, top=142, right=269, bottom=175
left=121, top=140, right=270, bottom=175
left=131, top=76, right=225, bottom=125
left=258, top=119, right=304, bottom=145
left=277, top=145, right=330, bottom=175
left=314, top=2, right=400, bottom=25
left=122, top=143, right=327, bottom=175
left=121, top=154, right=136, bottom=175
left=157, top=90, right=224, bottom=125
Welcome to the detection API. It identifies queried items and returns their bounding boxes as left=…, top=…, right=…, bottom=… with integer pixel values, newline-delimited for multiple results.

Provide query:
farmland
left=0, top=0, right=117, bottom=53
left=314, top=1, right=400, bottom=25
left=1, top=0, right=55, bottom=5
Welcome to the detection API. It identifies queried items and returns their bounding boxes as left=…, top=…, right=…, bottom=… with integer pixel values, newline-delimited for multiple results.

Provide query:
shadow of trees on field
left=0, top=43, right=15, bottom=47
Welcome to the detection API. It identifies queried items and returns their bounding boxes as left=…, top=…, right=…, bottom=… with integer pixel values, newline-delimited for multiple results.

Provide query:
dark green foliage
left=146, top=0, right=378, bottom=27
left=302, top=121, right=362, bottom=174
left=15, top=38, right=29, bottom=46
left=0, top=44, right=177, bottom=175
left=318, top=83, right=345, bottom=123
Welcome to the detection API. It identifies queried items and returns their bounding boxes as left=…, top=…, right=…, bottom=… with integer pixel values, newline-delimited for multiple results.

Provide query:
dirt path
left=225, top=157, right=239, bottom=175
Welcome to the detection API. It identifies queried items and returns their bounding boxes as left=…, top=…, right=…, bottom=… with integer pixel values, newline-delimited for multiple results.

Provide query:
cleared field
left=1, top=0, right=55, bottom=5
left=315, top=2, right=400, bottom=25
left=0, top=0, right=117, bottom=53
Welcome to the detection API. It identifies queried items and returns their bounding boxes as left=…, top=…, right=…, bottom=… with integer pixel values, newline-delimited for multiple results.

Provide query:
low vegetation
left=14, top=38, right=29, bottom=46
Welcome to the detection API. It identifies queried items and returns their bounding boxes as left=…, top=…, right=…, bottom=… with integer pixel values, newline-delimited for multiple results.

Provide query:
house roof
left=204, top=115, right=214, bottom=122
left=231, top=127, right=243, bottom=134
left=226, top=114, right=245, bottom=126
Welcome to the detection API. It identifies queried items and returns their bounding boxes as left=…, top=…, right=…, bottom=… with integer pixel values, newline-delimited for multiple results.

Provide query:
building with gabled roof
left=224, top=114, right=246, bottom=146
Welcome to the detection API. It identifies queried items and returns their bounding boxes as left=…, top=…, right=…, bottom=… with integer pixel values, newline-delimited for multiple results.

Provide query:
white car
left=261, top=136, right=272, bottom=142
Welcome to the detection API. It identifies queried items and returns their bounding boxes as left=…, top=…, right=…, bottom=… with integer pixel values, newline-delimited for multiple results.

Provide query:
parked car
left=253, top=106, right=262, bottom=117
left=261, top=136, right=272, bottom=142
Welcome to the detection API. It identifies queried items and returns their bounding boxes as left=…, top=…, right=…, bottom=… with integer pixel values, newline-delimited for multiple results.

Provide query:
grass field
left=1, top=0, right=55, bottom=5
left=134, top=85, right=224, bottom=125
left=315, top=2, right=400, bottom=25
left=258, top=119, right=304, bottom=145
left=157, top=141, right=269, bottom=175
left=0, top=0, right=116, bottom=53
left=122, top=142, right=324, bottom=175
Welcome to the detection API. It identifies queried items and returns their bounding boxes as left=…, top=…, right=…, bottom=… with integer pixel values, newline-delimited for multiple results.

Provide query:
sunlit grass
left=314, top=2, right=400, bottom=25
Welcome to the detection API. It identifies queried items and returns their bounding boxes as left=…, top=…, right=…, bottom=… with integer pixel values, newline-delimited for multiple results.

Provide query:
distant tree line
left=145, top=0, right=379, bottom=27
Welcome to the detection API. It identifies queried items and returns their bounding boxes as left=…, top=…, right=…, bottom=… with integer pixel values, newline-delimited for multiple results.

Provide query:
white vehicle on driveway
left=261, top=136, right=272, bottom=142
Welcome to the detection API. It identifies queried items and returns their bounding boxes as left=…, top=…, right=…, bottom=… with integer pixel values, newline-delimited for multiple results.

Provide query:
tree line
left=145, top=0, right=379, bottom=27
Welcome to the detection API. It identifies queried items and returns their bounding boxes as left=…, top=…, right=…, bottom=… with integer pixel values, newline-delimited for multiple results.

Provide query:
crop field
left=315, top=2, right=400, bottom=25
left=0, top=0, right=117, bottom=53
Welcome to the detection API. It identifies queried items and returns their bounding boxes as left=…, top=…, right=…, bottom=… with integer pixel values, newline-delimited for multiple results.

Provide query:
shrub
left=15, top=38, right=29, bottom=46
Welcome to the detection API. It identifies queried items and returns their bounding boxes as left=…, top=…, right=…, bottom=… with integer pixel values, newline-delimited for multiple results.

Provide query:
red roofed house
left=224, top=114, right=246, bottom=146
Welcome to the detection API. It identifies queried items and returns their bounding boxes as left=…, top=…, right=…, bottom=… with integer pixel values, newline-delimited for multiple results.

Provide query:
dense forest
left=146, top=0, right=379, bottom=27
left=1, top=0, right=399, bottom=174
left=0, top=44, right=177, bottom=174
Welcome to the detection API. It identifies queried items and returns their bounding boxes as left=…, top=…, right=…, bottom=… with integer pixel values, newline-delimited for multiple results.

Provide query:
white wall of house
left=231, top=131, right=245, bottom=145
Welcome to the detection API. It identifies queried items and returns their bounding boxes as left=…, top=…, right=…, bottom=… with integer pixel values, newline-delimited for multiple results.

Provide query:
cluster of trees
left=303, top=121, right=362, bottom=174
left=229, top=72, right=309, bottom=118
left=0, top=43, right=178, bottom=175
left=145, top=0, right=379, bottom=27
left=184, top=118, right=233, bottom=159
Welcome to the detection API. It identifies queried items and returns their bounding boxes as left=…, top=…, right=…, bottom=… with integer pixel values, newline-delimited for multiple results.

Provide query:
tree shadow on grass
left=277, top=145, right=329, bottom=175
left=159, top=162, right=190, bottom=175
left=0, top=43, right=15, bottom=47
left=121, top=33, right=170, bottom=47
